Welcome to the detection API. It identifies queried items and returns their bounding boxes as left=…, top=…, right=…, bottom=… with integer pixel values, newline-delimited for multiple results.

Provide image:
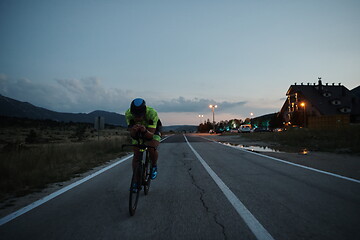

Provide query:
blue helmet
left=130, top=98, right=146, bottom=117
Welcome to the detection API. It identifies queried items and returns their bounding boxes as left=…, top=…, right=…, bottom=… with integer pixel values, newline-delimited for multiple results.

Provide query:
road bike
left=122, top=139, right=154, bottom=216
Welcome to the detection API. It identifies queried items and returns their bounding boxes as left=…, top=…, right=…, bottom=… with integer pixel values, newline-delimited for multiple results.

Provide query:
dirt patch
left=202, top=134, right=360, bottom=181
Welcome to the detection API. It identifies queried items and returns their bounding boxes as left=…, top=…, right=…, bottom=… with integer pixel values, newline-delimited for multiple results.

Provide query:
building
left=279, top=78, right=360, bottom=128
left=250, top=113, right=276, bottom=129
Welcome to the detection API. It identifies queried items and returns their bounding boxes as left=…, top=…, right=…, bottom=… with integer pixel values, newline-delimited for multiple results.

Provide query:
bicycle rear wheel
left=143, top=151, right=152, bottom=195
left=129, top=164, right=142, bottom=216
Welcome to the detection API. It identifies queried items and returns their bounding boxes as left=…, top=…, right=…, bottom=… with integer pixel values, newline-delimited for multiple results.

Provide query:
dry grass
left=0, top=124, right=131, bottom=202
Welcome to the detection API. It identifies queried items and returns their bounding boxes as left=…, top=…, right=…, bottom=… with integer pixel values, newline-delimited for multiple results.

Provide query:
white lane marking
left=206, top=138, right=360, bottom=184
left=160, top=135, right=171, bottom=142
left=0, top=155, right=132, bottom=226
left=184, top=135, right=275, bottom=240
left=0, top=135, right=172, bottom=226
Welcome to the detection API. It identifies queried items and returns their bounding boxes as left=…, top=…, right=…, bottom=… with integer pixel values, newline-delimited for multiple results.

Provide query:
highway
left=1, top=134, right=359, bottom=240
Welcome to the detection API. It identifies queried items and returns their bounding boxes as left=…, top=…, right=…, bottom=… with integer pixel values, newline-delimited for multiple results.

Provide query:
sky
left=0, top=0, right=359, bottom=126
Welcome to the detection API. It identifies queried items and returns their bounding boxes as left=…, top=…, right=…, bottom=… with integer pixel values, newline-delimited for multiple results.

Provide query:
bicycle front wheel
left=129, top=164, right=142, bottom=216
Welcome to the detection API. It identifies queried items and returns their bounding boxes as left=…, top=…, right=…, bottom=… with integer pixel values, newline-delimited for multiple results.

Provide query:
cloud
left=0, top=75, right=133, bottom=113
left=0, top=74, right=8, bottom=92
left=0, top=74, right=282, bottom=125
left=0, top=74, right=59, bottom=105
left=154, top=96, right=247, bottom=113
left=244, top=98, right=284, bottom=111
left=55, top=78, right=87, bottom=94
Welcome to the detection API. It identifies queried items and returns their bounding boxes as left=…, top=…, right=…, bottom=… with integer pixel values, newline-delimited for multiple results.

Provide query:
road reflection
left=221, top=142, right=311, bottom=155
left=221, top=142, right=282, bottom=153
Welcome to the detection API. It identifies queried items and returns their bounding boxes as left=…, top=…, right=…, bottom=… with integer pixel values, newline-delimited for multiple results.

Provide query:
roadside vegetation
left=0, top=117, right=130, bottom=203
left=233, top=125, right=360, bottom=154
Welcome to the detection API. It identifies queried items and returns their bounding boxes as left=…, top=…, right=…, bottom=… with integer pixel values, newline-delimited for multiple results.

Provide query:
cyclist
left=125, top=98, right=161, bottom=191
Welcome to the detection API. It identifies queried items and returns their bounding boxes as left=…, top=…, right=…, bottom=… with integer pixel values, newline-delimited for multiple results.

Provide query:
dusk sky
left=1, top=0, right=359, bottom=125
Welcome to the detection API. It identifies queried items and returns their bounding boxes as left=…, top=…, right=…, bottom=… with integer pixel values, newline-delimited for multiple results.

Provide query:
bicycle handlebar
left=122, top=131, right=157, bottom=150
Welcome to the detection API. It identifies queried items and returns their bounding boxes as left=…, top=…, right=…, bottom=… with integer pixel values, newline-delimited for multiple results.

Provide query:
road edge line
left=204, top=138, right=360, bottom=184
left=0, top=135, right=172, bottom=226
left=0, top=155, right=132, bottom=226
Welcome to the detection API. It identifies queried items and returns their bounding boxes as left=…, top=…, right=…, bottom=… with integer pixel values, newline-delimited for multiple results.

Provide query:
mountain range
left=0, top=94, right=127, bottom=126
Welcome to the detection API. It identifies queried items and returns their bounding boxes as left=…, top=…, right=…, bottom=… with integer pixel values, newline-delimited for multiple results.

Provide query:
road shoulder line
left=0, top=135, right=172, bottom=226
left=0, top=155, right=132, bottom=226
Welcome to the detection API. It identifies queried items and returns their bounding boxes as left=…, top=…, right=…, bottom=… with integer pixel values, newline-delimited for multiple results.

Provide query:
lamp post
left=300, top=102, right=306, bottom=127
left=209, top=104, right=218, bottom=129
left=250, top=112, right=254, bottom=128
left=198, top=114, right=204, bottom=124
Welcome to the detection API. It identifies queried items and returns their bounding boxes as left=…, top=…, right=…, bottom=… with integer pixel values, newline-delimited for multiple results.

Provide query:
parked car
left=239, top=125, right=251, bottom=133
left=209, top=129, right=215, bottom=134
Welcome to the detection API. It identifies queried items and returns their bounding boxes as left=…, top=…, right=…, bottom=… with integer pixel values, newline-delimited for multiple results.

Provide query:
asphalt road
left=0, top=134, right=359, bottom=240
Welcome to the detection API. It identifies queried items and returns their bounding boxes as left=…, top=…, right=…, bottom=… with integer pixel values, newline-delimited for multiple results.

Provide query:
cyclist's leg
left=130, top=136, right=141, bottom=168
left=147, top=139, right=159, bottom=166
left=147, top=134, right=160, bottom=179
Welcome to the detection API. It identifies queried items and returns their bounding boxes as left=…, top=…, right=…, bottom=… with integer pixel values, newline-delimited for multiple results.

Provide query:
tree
left=244, top=118, right=251, bottom=124
left=198, top=119, right=213, bottom=132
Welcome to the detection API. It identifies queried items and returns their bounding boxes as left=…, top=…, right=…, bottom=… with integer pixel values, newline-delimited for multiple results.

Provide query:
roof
left=286, top=81, right=358, bottom=115
left=351, top=85, right=360, bottom=98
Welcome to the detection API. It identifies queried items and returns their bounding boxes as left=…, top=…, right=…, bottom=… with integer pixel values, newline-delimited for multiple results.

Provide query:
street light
left=198, top=114, right=204, bottom=124
left=300, top=102, right=306, bottom=127
left=250, top=112, right=254, bottom=128
left=209, top=104, right=218, bottom=129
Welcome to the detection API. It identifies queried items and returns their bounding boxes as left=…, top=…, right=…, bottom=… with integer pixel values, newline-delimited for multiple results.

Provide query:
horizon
left=1, top=93, right=272, bottom=126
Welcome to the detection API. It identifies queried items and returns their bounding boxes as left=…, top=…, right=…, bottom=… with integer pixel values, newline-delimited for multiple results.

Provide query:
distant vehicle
left=230, top=129, right=238, bottom=133
left=239, top=124, right=251, bottom=133
left=209, top=129, right=215, bottom=134
left=215, top=129, right=224, bottom=134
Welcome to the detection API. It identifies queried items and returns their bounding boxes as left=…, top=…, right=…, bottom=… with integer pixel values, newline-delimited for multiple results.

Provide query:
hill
left=0, top=94, right=127, bottom=126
